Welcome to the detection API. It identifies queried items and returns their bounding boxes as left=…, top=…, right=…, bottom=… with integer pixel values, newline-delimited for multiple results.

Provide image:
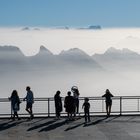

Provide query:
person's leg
left=87, top=110, right=90, bottom=122
left=106, top=103, right=109, bottom=116
left=70, top=113, right=73, bottom=120
left=74, top=104, right=76, bottom=117
left=84, top=110, right=87, bottom=122
left=26, top=108, right=29, bottom=113
left=67, top=113, right=70, bottom=120
left=56, top=109, right=58, bottom=118
left=106, top=104, right=109, bottom=116
left=15, top=111, right=20, bottom=120
left=77, top=99, right=79, bottom=114
left=13, top=111, right=16, bottom=120
left=58, top=111, right=60, bottom=118
left=30, top=106, right=34, bottom=119
left=26, top=103, right=30, bottom=114
left=56, top=109, right=60, bottom=119
left=109, top=105, right=112, bottom=116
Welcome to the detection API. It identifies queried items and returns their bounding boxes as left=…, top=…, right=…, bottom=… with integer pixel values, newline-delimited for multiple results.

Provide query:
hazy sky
left=0, top=0, right=140, bottom=27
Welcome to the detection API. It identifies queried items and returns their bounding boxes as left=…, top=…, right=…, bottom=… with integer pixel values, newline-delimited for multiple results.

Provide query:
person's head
left=84, top=97, right=89, bottom=102
left=11, top=90, right=18, bottom=97
left=71, top=86, right=79, bottom=95
left=56, top=90, right=61, bottom=96
left=67, top=91, right=71, bottom=96
left=26, top=86, right=31, bottom=91
left=106, top=89, right=110, bottom=93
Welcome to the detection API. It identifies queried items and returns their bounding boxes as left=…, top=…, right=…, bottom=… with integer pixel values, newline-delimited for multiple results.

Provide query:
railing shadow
left=83, top=117, right=107, bottom=127
left=27, top=119, right=56, bottom=131
left=39, top=119, right=67, bottom=132
left=65, top=122, right=85, bottom=131
left=104, top=116, right=120, bottom=123
left=0, top=120, right=23, bottom=131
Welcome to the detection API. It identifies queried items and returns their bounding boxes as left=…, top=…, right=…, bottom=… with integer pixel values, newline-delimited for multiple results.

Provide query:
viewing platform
left=1, top=116, right=140, bottom=140
left=0, top=96, right=140, bottom=139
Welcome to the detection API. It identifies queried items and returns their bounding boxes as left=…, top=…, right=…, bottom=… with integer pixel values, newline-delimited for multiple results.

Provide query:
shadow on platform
left=27, top=120, right=56, bottom=131
left=39, top=120, right=67, bottom=132
left=0, top=120, right=23, bottom=131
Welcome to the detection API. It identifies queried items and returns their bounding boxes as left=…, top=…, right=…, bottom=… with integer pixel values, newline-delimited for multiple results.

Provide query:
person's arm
left=110, top=93, right=114, bottom=97
left=8, top=94, right=12, bottom=101
left=23, top=94, right=27, bottom=101
left=102, top=94, right=105, bottom=97
left=32, top=92, right=34, bottom=103
left=18, top=97, right=21, bottom=104
left=89, top=103, right=90, bottom=109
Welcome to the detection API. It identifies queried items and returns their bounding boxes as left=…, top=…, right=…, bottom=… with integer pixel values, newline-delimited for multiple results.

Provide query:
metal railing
left=1, top=96, right=140, bottom=118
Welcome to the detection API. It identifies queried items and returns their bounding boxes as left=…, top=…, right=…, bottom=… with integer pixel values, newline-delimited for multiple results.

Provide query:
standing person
left=54, top=90, right=62, bottom=119
left=64, top=91, right=75, bottom=120
left=82, top=98, right=90, bottom=123
left=71, top=86, right=80, bottom=116
left=102, top=89, right=114, bottom=117
left=23, top=86, right=34, bottom=119
left=9, top=90, right=21, bottom=120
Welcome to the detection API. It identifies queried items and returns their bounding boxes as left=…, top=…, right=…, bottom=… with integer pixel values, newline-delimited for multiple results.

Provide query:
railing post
left=138, top=98, right=139, bottom=112
left=48, top=98, right=50, bottom=117
left=120, top=97, right=122, bottom=116
left=102, top=99, right=104, bottom=112
left=10, top=101, right=12, bottom=119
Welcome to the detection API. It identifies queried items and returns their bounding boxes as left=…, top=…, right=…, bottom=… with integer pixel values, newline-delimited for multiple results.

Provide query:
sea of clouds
left=0, top=27, right=140, bottom=56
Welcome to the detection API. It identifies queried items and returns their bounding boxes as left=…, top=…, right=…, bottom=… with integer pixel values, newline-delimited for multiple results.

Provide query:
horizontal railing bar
left=1, top=96, right=140, bottom=101
left=0, top=96, right=140, bottom=118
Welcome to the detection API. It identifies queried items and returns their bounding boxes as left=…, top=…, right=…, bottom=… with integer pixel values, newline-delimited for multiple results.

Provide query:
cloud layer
left=1, top=27, right=140, bottom=56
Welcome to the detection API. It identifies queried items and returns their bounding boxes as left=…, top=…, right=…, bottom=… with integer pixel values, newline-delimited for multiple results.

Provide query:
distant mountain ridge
left=0, top=45, right=140, bottom=72
left=93, top=47, right=140, bottom=71
left=0, top=45, right=102, bottom=72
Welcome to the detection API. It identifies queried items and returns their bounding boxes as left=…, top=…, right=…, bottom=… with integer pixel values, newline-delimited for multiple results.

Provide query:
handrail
left=0, top=96, right=140, bottom=118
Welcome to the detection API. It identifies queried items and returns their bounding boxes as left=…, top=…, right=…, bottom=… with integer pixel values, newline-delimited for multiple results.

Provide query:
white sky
left=0, top=27, right=140, bottom=56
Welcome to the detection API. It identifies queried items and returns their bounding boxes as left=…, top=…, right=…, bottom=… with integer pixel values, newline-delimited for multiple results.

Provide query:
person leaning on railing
left=54, top=90, right=62, bottom=119
left=23, top=86, right=34, bottom=120
left=9, top=90, right=21, bottom=120
left=102, top=89, right=114, bottom=117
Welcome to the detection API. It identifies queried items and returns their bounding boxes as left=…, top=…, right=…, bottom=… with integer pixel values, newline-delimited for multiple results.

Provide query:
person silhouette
left=9, top=90, right=21, bottom=120
left=64, top=91, right=75, bottom=120
left=82, top=98, right=90, bottom=123
left=23, top=86, right=34, bottom=120
left=54, top=90, right=62, bottom=119
left=102, top=89, right=114, bottom=117
left=71, top=86, right=80, bottom=116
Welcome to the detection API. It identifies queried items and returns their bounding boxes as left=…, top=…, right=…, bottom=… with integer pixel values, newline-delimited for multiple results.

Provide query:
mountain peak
left=0, top=45, right=20, bottom=51
left=38, top=46, right=53, bottom=55
left=105, top=47, right=121, bottom=54
left=105, top=47, right=138, bottom=55
left=60, top=48, right=89, bottom=56
left=0, top=46, right=24, bottom=56
left=22, top=27, right=30, bottom=31
left=88, top=25, right=101, bottom=30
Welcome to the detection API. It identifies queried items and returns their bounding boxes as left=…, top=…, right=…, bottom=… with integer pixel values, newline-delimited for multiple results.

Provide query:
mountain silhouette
left=1, top=45, right=140, bottom=72
left=0, top=46, right=102, bottom=72
left=59, top=48, right=102, bottom=70
left=93, top=47, right=140, bottom=71
left=0, top=45, right=25, bottom=64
